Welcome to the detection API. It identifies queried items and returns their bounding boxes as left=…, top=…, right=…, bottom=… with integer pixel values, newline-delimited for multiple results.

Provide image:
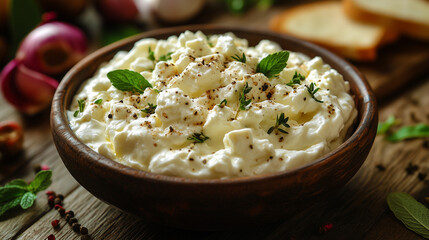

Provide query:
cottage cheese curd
left=68, top=31, right=357, bottom=179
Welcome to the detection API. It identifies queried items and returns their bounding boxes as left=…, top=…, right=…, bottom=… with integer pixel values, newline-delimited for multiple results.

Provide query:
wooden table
left=1, top=2, right=429, bottom=239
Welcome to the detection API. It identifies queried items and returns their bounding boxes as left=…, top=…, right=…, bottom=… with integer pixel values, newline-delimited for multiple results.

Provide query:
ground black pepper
left=405, top=163, right=419, bottom=175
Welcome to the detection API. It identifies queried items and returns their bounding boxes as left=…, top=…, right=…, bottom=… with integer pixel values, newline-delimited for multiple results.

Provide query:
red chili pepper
left=0, top=121, right=23, bottom=157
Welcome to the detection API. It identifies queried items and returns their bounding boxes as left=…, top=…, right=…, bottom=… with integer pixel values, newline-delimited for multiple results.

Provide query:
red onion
left=16, top=21, right=87, bottom=76
left=0, top=60, right=58, bottom=114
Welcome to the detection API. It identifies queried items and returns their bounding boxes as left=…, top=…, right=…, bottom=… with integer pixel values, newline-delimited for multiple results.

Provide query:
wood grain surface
left=1, top=1, right=429, bottom=239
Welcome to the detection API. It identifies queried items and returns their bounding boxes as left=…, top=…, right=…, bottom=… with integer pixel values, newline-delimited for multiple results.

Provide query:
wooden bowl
left=51, top=25, right=378, bottom=230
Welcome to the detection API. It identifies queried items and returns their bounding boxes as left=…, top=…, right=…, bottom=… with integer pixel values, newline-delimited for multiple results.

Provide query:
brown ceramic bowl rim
left=52, top=24, right=376, bottom=185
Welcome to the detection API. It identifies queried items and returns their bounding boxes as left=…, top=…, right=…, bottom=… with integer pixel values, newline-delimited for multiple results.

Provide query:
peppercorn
left=68, top=217, right=78, bottom=225
left=65, top=210, right=74, bottom=217
left=54, top=204, right=62, bottom=210
left=48, top=195, right=55, bottom=206
left=57, top=194, right=64, bottom=201
left=405, top=163, right=419, bottom=175
left=58, top=208, right=66, bottom=216
left=418, top=173, right=427, bottom=181
left=72, top=223, right=81, bottom=232
left=47, top=234, right=55, bottom=240
left=81, top=235, right=91, bottom=240
left=54, top=197, right=62, bottom=205
left=318, top=223, right=333, bottom=234
left=51, top=219, right=60, bottom=229
left=80, top=226, right=88, bottom=235
left=65, top=214, right=72, bottom=222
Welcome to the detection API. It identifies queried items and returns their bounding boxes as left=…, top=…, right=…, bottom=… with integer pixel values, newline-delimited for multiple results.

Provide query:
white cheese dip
left=68, top=31, right=357, bottom=179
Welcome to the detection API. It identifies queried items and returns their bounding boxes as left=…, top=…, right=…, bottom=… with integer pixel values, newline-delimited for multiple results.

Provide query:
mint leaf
left=0, top=186, right=26, bottom=203
left=0, top=197, right=22, bottom=216
left=94, top=99, right=103, bottom=105
left=5, top=179, right=27, bottom=189
left=20, top=192, right=36, bottom=209
left=257, top=51, right=289, bottom=78
left=107, top=69, right=152, bottom=94
left=28, top=170, right=52, bottom=193
left=387, top=124, right=429, bottom=142
left=387, top=192, right=429, bottom=238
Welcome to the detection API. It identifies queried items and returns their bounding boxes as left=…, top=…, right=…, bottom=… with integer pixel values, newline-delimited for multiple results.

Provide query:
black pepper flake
left=169, top=126, right=174, bottom=132
left=202, top=159, right=207, bottom=164
left=279, top=137, right=284, bottom=142
left=375, top=164, right=386, bottom=171
left=266, top=92, right=272, bottom=99
left=119, top=100, right=123, bottom=103
left=249, top=144, right=253, bottom=149
left=418, top=172, right=427, bottom=181
left=303, top=97, right=307, bottom=101
left=261, top=83, right=269, bottom=91
left=193, top=111, right=198, bottom=116
left=108, top=114, right=112, bottom=118
left=189, top=158, right=194, bottom=161
left=405, top=163, right=419, bottom=175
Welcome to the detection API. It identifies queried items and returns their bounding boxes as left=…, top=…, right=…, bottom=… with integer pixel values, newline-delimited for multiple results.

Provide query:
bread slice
left=270, top=1, right=398, bottom=61
left=344, top=0, right=429, bottom=41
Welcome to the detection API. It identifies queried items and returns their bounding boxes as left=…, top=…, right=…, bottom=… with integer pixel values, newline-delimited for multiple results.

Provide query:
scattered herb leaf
left=239, top=82, right=252, bottom=110
left=206, top=36, right=214, bottom=47
left=148, top=47, right=156, bottom=62
left=74, top=99, right=85, bottom=117
left=218, top=99, right=227, bottom=108
left=159, top=52, right=173, bottom=62
left=387, top=192, right=429, bottom=238
left=0, top=170, right=52, bottom=217
left=142, top=103, right=157, bottom=115
left=305, top=83, right=323, bottom=103
left=377, top=115, right=397, bottom=134
left=256, top=51, right=289, bottom=78
left=107, top=69, right=152, bottom=94
left=267, top=113, right=290, bottom=134
left=287, top=72, right=305, bottom=86
left=231, top=53, right=246, bottom=63
left=388, top=124, right=429, bottom=142
left=187, top=132, right=210, bottom=143
left=94, top=99, right=103, bottom=105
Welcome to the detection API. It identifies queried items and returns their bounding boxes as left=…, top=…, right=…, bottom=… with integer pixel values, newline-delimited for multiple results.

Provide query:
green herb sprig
left=387, top=192, right=429, bottom=238
left=287, top=72, right=305, bottom=86
left=305, top=82, right=323, bottom=103
left=267, top=113, right=290, bottom=134
left=148, top=47, right=156, bottom=62
left=0, top=170, right=52, bottom=217
left=388, top=124, right=429, bottom=142
left=239, top=82, right=252, bottom=110
left=377, top=115, right=397, bottom=134
left=218, top=99, right=227, bottom=108
left=159, top=52, right=173, bottom=62
left=142, top=103, right=157, bottom=115
left=73, top=99, right=85, bottom=117
left=206, top=36, right=214, bottom=47
left=256, top=51, right=289, bottom=78
left=231, top=53, right=246, bottom=63
left=187, top=132, right=210, bottom=143
left=107, top=69, right=152, bottom=94
left=148, top=47, right=173, bottom=63
left=94, top=99, right=103, bottom=105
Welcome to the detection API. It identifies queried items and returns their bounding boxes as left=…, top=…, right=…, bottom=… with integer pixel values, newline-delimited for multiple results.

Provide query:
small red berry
left=47, top=234, right=55, bottom=240
left=51, top=219, right=60, bottom=228
left=41, top=165, right=50, bottom=170
left=46, top=190, right=55, bottom=196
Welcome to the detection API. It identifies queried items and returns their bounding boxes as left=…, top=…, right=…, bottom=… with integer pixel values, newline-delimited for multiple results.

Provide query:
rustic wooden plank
left=0, top=143, right=79, bottom=240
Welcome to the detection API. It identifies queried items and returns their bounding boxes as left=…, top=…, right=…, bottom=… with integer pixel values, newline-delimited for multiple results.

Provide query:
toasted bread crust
left=343, top=0, right=429, bottom=40
left=269, top=2, right=396, bottom=61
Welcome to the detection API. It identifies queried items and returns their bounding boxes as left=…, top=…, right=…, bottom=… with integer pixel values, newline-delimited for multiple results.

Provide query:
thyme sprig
left=218, top=99, right=227, bottom=108
left=287, top=72, right=305, bottom=86
left=267, top=113, right=290, bottom=134
left=231, top=53, right=246, bottom=63
left=305, top=82, right=323, bottom=103
left=148, top=47, right=173, bottom=63
left=187, top=132, right=210, bottom=143
left=239, top=82, right=252, bottom=110
left=142, top=103, right=157, bottom=115
left=73, top=99, right=85, bottom=117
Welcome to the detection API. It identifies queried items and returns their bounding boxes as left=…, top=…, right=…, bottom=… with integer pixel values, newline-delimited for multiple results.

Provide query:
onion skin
left=96, top=0, right=139, bottom=23
left=16, top=22, right=87, bottom=76
left=0, top=60, right=58, bottom=114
